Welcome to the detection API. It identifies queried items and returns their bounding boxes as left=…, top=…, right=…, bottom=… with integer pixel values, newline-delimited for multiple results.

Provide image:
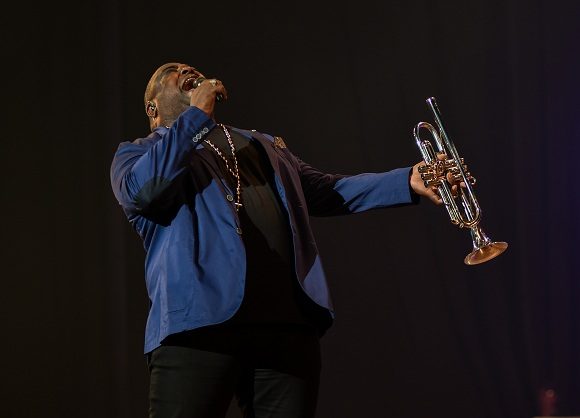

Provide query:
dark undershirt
left=202, top=126, right=328, bottom=330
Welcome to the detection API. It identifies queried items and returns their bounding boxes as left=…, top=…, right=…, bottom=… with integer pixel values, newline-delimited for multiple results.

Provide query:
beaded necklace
left=165, top=123, right=242, bottom=210
left=204, top=124, right=242, bottom=211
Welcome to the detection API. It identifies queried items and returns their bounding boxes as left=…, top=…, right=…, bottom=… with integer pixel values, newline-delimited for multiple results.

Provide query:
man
left=110, top=62, right=444, bottom=418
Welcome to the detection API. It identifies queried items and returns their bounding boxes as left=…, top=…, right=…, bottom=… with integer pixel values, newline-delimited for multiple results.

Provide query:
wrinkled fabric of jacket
left=110, top=106, right=415, bottom=353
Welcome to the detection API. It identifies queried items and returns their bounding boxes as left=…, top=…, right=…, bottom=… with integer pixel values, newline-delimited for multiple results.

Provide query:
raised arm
left=110, top=106, right=215, bottom=215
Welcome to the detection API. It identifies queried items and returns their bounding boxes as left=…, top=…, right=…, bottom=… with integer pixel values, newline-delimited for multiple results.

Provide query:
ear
left=146, top=101, right=157, bottom=118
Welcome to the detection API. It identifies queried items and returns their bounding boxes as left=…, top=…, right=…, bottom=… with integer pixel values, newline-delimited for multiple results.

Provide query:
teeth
left=183, top=76, right=197, bottom=91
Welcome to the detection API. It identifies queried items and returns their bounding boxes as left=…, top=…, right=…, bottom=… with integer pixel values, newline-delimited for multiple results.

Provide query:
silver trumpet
left=413, top=97, right=508, bottom=265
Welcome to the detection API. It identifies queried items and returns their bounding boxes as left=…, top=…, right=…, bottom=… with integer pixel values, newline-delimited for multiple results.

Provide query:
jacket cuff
left=408, top=167, right=421, bottom=204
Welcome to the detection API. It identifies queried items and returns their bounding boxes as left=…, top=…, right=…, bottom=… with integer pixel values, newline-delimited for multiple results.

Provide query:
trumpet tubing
left=413, top=97, right=508, bottom=265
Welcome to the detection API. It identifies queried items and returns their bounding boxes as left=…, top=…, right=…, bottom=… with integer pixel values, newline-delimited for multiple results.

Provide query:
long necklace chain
left=204, top=124, right=243, bottom=211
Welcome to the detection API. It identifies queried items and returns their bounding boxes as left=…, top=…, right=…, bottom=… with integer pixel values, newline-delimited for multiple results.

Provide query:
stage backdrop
left=3, top=0, right=579, bottom=417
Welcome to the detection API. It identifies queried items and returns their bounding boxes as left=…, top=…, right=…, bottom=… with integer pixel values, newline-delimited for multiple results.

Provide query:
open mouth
left=182, top=75, right=200, bottom=91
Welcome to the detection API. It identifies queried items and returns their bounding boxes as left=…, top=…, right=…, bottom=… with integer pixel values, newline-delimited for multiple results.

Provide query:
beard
left=158, top=92, right=190, bottom=124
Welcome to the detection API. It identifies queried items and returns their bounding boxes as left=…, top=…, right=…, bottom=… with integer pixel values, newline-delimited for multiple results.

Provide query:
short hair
left=143, top=62, right=178, bottom=107
left=144, top=70, right=159, bottom=107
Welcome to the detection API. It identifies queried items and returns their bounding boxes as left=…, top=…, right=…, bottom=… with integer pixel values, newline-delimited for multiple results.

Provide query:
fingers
left=190, top=78, right=227, bottom=99
left=428, top=187, right=443, bottom=205
left=410, top=161, right=441, bottom=205
left=206, top=78, right=228, bottom=101
left=414, top=153, right=470, bottom=205
left=451, top=184, right=458, bottom=198
left=204, top=78, right=227, bottom=101
left=189, top=78, right=227, bottom=115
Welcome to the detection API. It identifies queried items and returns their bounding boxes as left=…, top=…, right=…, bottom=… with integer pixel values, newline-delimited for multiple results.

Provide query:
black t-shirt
left=204, top=126, right=328, bottom=330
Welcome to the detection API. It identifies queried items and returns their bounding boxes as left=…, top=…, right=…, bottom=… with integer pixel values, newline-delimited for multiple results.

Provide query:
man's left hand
left=410, top=161, right=443, bottom=205
left=410, top=154, right=466, bottom=205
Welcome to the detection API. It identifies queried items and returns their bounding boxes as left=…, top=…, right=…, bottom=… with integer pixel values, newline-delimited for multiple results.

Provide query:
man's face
left=147, top=62, right=206, bottom=122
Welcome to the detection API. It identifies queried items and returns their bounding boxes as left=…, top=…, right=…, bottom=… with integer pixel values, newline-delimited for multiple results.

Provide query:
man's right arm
left=110, top=106, right=215, bottom=215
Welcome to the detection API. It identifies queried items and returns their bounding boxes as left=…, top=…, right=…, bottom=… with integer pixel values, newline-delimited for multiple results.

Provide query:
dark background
left=4, top=0, right=579, bottom=417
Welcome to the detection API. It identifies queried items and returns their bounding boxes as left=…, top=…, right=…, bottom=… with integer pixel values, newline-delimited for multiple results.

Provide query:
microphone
left=192, top=77, right=223, bottom=102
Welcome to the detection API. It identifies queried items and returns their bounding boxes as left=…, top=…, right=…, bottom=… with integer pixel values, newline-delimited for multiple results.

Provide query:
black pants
left=147, top=324, right=321, bottom=418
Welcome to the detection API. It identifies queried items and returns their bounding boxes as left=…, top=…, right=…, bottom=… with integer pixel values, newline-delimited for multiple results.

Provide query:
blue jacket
left=110, top=106, right=416, bottom=353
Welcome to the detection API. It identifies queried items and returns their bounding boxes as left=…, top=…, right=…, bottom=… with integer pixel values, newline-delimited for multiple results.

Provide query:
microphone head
left=192, top=77, right=206, bottom=89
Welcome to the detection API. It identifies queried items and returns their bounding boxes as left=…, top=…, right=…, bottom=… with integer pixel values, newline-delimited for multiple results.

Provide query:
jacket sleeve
left=294, top=156, right=418, bottom=217
left=110, top=106, right=216, bottom=215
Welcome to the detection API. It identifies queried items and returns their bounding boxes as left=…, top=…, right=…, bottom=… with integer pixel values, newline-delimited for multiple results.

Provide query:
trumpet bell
left=465, top=241, right=508, bottom=265
left=463, top=225, right=508, bottom=265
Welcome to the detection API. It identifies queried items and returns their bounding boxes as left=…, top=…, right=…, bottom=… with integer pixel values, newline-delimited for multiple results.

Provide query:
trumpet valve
left=419, top=160, right=448, bottom=187
left=419, top=164, right=442, bottom=187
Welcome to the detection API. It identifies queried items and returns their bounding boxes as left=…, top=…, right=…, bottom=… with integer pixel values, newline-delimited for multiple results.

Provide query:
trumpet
left=413, top=97, right=508, bottom=265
